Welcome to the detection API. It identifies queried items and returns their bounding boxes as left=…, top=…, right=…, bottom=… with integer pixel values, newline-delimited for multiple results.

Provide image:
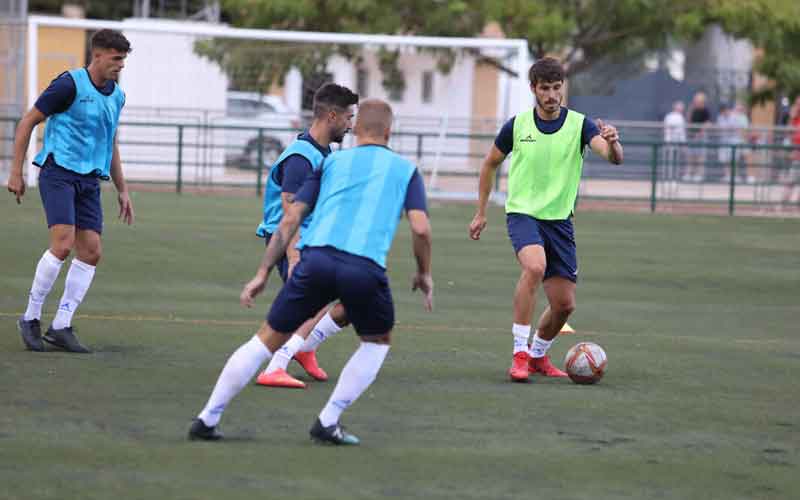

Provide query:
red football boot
left=529, top=355, right=568, bottom=378
left=294, top=350, right=328, bottom=381
left=508, top=351, right=530, bottom=382
left=255, top=368, right=306, bottom=388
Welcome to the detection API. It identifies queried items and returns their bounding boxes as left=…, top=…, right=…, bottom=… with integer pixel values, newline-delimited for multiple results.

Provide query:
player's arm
left=589, top=119, right=624, bottom=165
left=7, top=107, right=46, bottom=203
left=408, top=210, right=433, bottom=311
left=9, top=72, right=76, bottom=203
left=279, top=155, right=313, bottom=276
left=405, top=169, right=434, bottom=311
left=110, top=134, right=134, bottom=225
left=280, top=192, right=302, bottom=275
left=240, top=169, right=320, bottom=307
left=470, top=118, right=512, bottom=240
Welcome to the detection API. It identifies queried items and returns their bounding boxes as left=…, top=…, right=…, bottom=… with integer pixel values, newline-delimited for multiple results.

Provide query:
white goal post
left=25, top=14, right=531, bottom=189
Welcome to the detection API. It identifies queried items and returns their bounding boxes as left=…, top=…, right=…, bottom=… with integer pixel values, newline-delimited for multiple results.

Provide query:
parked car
left=217, top=91, right=300, bottom=169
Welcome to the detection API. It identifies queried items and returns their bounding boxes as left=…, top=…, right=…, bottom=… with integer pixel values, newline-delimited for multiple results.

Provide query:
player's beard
left=537, top=95, right=561, bottom=114
left=331, top=127, right=348, bottom=144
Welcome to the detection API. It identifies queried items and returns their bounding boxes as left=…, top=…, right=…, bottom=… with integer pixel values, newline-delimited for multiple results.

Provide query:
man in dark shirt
left=253, top=84, right=359, bottom=389
left=685, top=91, right=712, bottom=182
left=7, top=29, right=134, bottom=354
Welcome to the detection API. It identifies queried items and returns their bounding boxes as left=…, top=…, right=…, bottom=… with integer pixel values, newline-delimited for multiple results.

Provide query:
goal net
left=20, top=15, right=531, bottom=199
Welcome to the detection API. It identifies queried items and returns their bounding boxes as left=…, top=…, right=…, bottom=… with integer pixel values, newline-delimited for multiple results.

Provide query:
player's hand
left=412, top=272, right=434, bottom=312
left=597, top=119, right=619, bottom=144
left=240, top=274, right=267, bottom=308
left=469, top=213, right=487, bottom=240
left=7, top=171, right=25, bottom=204
left=118, top=191, right=135, bottom=225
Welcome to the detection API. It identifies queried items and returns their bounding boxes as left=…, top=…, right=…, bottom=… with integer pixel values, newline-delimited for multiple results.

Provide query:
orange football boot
left=294, top=350, right=328, bottom=381
left=508, top=351, right=530, bottom=382
left=529, top=355, right=568, bottom=377
left=255, top=368, right=306, bottom=388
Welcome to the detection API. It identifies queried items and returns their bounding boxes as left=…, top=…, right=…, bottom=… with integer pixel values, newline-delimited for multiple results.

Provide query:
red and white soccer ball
left=564, top=342, right=607, bottom=384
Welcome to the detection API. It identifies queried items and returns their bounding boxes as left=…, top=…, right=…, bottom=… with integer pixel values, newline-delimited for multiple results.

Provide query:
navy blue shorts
left=267, top=246, right=393, bottom=336
left=263, top=233, right=289, bottom=283
left=506, top=213, right=578, bottom=282
left=38, top=163, right=103, bottom=234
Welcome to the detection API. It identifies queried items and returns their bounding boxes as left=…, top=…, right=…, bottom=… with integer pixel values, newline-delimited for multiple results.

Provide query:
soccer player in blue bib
left=189, top=99, right=433, bottom=445
left=8, top=30, right=134, bottom=354
left=253, top=83, right=358, bottom=389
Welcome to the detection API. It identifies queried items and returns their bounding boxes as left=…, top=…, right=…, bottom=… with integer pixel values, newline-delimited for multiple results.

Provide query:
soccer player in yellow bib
left=469, top=57, right=623, bottom=382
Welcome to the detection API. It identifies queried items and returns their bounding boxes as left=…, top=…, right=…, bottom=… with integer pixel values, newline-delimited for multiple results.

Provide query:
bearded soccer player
left=253, top=83, right=357, bottom=389
left=469, top=57, right=623, bottom=382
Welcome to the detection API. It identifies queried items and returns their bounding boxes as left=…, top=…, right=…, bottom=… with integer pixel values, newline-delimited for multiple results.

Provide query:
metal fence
left=2, top=116, right=799, bottom=215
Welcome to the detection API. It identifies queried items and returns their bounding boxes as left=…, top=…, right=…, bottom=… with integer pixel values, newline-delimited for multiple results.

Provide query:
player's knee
left=520, top=263, right=545, bottom=283
left=50, top=235, right=74, bottom=260
left=553, top=298, right=576, bottom=317
left=361, top=332, right=392, bottom=345
left=330, top=303, right=349, bottom=327
left=77, top=244, right=102, bottom=265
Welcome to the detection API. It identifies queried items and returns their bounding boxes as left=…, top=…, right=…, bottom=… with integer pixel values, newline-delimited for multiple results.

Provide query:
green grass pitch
left=1, top=190, right=798, bottom=499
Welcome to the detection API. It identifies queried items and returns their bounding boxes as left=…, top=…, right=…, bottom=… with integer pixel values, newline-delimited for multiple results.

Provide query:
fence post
left=256, top=128, right=264, bottom=197
left=650, top=143, right=659, bottom=213
left=728, top=145, right=737, bottom=215
left=176, top=124, right=184, bottom=194
left=416, top=133, right=423, bottom=164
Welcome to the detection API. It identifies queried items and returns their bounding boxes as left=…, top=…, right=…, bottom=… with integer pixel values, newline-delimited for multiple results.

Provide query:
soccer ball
left=564, top=342, right=607, bottom=384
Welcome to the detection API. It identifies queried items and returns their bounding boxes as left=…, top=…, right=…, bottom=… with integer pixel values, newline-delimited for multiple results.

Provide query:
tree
left=486, top=0, right=709, bottom=77
left=709, top=0, right=800, bottom=103
left=195, top=0, right=488, bottom=97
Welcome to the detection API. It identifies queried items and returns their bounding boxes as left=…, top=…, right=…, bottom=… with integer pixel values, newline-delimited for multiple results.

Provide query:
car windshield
left=227, top=98, right=277, bottom=117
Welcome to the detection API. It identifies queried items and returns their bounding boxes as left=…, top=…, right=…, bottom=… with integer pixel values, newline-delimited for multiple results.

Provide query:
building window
left=422, top=71, right=434, bottom=103
left=356, top=68, right=368, bottom=98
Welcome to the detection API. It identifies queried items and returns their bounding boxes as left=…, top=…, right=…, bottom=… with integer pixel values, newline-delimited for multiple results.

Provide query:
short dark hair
left=90, top=29, right=131, bottom=53
left=529, top=57, right=564, bottom=86
left=313, top=83, right=359, bottom=118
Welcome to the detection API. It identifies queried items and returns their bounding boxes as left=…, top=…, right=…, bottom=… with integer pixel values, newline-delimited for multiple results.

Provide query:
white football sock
left=528, top=332, right=554, bottom=358
left=51, top=259, right=95, bottom=330
left=198, top=335, right=272, bottom=427
left=299, top=311, right=343, bottom=353
left=23, top=250, right=64, bottom=321
left=512, top=323, right=531, bottom=354
left=263, top=333, right=304, bottom=373
left=318, top=342, right=390, bottom=427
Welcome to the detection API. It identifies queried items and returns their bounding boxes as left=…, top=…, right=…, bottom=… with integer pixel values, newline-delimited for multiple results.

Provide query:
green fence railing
left=1, top=117, right=798, bottom=215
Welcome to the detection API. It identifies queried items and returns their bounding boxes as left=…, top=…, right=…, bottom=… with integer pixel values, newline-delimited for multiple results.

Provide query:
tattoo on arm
left=262, top=230, right=288, bottom=272
left=258, top=200, right=310, bottom=274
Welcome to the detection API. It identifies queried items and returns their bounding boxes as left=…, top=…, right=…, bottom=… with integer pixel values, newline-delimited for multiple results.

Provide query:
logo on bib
left=520, top=134, right=536, bottom=143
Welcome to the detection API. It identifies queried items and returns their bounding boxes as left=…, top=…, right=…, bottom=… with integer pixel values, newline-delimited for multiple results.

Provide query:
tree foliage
left=487, top=0, right=708, bottom=77
left=196, top=0, right=488, bottom=94
left=708, top=0, right=800, bottom=102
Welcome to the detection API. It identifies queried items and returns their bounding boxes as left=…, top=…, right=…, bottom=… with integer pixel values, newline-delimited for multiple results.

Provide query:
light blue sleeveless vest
left=34, top=68, right=124, bottom=178
left=256, top=138, right=325, bottom=237
left=299, top=145, right=417, bottom=268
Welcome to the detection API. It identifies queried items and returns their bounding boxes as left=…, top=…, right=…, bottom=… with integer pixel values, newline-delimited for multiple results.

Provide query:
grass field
left=2, top=190, right=799, bottom=500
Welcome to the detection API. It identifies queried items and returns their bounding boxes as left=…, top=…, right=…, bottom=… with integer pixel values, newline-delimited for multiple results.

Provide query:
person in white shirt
left=663, top=101, right=686, bottom=182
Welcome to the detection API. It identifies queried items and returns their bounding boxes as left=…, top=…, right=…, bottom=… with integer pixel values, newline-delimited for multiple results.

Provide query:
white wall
left=120, top=18, right=228, bottom=112
left=117, top=18, right=229, bottom=182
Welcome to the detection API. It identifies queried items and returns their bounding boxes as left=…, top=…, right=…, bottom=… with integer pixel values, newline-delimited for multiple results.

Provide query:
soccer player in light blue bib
left=8, top=30, right=134, bottom=354
left=190, top=99, right=434, bottom=445
left=253, top=84, right=358, bottom=390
